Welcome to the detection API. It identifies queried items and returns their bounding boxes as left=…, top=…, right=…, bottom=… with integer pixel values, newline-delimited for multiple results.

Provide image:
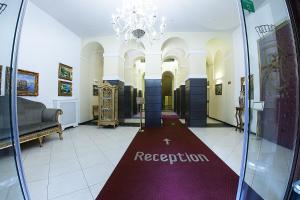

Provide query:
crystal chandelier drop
left=112, top=0, right=166, bottom=42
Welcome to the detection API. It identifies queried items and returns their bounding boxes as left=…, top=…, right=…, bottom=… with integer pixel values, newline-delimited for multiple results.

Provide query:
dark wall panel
left=185, top=78, right=207, bottom=127
left=174, top=90, right=177, bottom=112
left=180, top=85, right=186, bottom=118
left=124, top=86, right=133, bottom=118
left=176, top=88, right=180, bottom=115
left=145, top=79, right=162, bottom=127
left=133, top=88, right=138, bottom=115
left=107, top=80, right=125, bottom=123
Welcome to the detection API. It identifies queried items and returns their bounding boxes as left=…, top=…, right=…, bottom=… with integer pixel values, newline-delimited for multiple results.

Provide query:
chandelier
left=0, top=3, right=7, bottom=15
left=112, top=0, right=166, bottom=42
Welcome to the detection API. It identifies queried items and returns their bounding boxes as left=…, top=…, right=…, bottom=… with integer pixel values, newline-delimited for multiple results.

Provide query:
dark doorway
left=162, top=71, right=174, bottom=111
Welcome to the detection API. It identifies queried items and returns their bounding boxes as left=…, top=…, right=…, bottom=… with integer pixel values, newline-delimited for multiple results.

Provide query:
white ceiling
left=30, top=0, right=241, bottom=38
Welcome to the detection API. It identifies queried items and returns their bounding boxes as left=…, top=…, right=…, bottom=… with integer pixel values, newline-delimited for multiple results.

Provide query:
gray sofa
left=0, top=96, right=63, bottom=149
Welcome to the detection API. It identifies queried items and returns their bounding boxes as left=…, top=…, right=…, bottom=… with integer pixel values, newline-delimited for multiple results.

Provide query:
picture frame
left=58, top=80, right=72, bottom=96
left=215, top=84, right=222, bottom=95
left=17, top=69, right=39, bottom=96
left=93, top=85, right=99, bottom=96
left=0, top=65, right=2, bottom=95
left=5, top=66, right=10, bottom=95
left=58, top=63, right=73, bottom=81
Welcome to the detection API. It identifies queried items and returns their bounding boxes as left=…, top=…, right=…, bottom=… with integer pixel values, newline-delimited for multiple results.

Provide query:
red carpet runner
left=97, top=117, right=239, bottom=200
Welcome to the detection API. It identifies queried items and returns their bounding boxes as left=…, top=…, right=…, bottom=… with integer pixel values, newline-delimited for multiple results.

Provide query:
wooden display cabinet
left=98, top=82, right=118, bottom=128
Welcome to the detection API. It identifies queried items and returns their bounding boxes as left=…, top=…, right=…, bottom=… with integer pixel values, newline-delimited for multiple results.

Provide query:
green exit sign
left=242, top=0, right=255, bottom=13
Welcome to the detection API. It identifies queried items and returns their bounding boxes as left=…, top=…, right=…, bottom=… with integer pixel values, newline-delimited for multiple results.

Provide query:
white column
left=118, top=56, right=125, bottom=82
left=103, top=53, right=124, bottom=82
left=145, top=51, right=162, bottom=79
left=187, top=50, right=207, bottom=79
left=103, top=53, right=120, bottom=80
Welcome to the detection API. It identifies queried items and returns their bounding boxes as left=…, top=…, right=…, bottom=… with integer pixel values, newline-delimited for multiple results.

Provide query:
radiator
left=53, top=99, right=79, bottom=130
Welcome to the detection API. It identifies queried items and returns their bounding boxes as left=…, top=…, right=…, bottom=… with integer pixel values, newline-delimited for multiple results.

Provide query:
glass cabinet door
left=237, top=0, right=299, bottom=199
left=0, top=0, right=29, bottom=200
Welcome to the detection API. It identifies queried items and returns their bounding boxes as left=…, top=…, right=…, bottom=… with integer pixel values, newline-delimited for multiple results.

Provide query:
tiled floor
left=20, top=126, right=138, bottom=200
left=191, top=126, right=294, bottom=200
left=0, top=124, right=293, bottom=200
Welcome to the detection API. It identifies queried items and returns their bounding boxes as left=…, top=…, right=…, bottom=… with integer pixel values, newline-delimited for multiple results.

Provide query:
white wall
left=208, top=49, right=241, bottom=126
left=82, top=32, right=234, bottom=85
left=80, top=43, right=103, bottom=123
left=0, top=1, right=25, bottom=96
left=241, top=0, right=289, bottom=132
left=17, top=1, right=81, bottom=108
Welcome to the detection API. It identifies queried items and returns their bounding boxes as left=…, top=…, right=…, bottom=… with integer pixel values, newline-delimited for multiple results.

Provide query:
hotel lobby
left=0, top=0, right=300, bottom=200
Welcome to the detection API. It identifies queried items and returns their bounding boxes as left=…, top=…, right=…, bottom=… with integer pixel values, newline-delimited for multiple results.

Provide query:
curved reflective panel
left=238, top=0, right=299, bottom=199
left=0, top=0, right=29, bottom=200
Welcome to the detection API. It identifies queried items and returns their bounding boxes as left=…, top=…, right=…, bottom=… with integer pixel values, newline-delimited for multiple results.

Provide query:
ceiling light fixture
left=112, top=0, right=166, bottom=43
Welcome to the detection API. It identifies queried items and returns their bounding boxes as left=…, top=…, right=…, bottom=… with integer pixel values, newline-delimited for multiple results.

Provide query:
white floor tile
left=16, top=124, right=293, bottom=200
left=48, top=170, right=88, bottom=199
left=83, top=163, right=113, bottom=186
left=77, top=151, right=109, bottom=169
left=27, top=179, right=48, bottom=200
left=89, top=181, right=106, bottom=199
left=49, top=158, right=81, bottom=178
left=25, top=163, right=49, bottom=182
left=51, top=188, right=93, bottom=200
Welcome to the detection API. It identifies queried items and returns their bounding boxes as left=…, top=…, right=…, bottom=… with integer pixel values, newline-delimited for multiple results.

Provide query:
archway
left=162, top=71, right=174, bottom=111
left=80, top=42, right=104, bottom=123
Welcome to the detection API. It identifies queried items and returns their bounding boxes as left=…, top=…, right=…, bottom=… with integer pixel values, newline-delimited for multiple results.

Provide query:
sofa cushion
left=17, top=97, right=46, bottom=127
left=0, top=122, right=59, bottom=142
left=0, top=128, right=11, bottom=141
left=0, top=96, right=11, bottom=130
left=39, top=122, right=59, bottom=130
left=19, top=122, right=59, bottom=135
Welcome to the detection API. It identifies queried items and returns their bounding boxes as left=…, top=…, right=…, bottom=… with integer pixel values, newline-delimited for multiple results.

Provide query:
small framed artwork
left=17, top=69, right=39, bottom=96
left=58, top=63, right=73, bottom=81
left=215, top=84, right=222, bottom=95
left=58, top=80, right=72, bottom=96
left=93, top=85, right=98, bottom=96
left=5, top=66, right=10, bottom=95
left=0, top=65, right=2, bottom=95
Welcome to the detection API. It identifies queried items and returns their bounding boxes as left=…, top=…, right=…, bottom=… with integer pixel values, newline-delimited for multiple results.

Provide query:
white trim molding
left=144, top=75, right=162, bottom=80
left=145, top=51, right=162, bottom=56
left=103, top=52, right=120, bottom=58
left=187, top=74, right=208, bottom=79
left=187, top=50, right=206, bottom=57
left=103, top=75, right=121, bottom=81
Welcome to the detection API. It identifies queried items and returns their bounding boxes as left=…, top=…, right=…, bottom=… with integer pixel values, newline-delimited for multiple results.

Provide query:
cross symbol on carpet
left=163, top=138, right=171, bottom=146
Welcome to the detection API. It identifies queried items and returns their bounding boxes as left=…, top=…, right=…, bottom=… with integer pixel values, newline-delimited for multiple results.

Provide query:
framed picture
left=58, top=63, right=73, bottom=81
left=58, top=80, right=72, bottom=96
left=0, top=65, right=2, bottom=95
left=93, top=85, right=98, bottom=96
left=215, top=84, right=222, bottom=95
left=5, top=66, right=10, bottom=95
left=17, top=69, right=39, bottom=96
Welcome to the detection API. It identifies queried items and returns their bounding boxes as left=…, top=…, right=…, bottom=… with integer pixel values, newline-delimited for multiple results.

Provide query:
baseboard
left=207, top=116, right=236, bottom=128
left=79, top=120, right=94, bottom=125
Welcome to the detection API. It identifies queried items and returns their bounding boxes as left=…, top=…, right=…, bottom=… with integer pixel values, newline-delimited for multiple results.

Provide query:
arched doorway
left=162, top=71, right=174, bottom=111
left=80, top=42, right=104, bottom=123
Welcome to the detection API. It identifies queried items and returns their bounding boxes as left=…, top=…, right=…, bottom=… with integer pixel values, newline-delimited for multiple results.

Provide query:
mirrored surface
left=240, top=0, right=299, bottom=199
